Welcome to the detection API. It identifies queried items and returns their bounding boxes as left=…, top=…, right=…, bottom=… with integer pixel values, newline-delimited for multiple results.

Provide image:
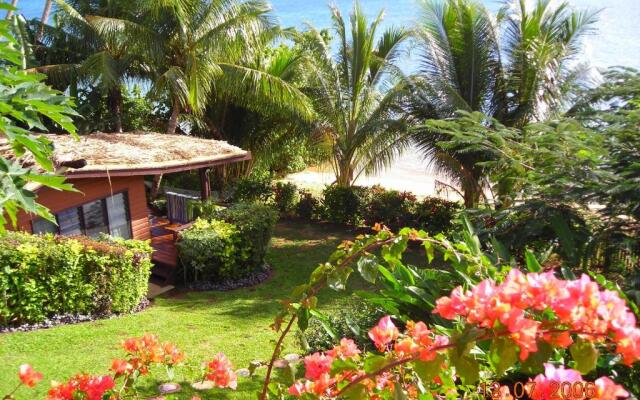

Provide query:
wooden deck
left=150, top=216, right=191, bottom=282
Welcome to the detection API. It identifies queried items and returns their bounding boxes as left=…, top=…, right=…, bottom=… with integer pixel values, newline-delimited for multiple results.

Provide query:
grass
left=0, top=221, right=366, bottom=399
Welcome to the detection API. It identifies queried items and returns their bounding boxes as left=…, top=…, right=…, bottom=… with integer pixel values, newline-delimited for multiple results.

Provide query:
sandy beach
left=285, top=148, right=463, bottom=201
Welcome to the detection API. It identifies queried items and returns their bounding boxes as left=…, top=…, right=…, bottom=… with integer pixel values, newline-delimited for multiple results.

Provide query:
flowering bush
left=284, top=271, right=639, bottom=399
left=6, top=227, right=639, bottom=400
left=4, top=334, right=236, bottom=399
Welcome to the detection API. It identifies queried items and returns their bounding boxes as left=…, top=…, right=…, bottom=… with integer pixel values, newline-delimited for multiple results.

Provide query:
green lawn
left=0, top=221, right=362, bottom=399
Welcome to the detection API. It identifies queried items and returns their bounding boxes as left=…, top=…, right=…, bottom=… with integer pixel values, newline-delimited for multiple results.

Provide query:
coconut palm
left=31, top=0, right=142, bottom=132
left=93, top=0, right=314, bottom=135
left=306, top=3, right=410, bottom=186
left=408, top=0, right=598, bottom=206
left=36, top=0, right=53, bottom=41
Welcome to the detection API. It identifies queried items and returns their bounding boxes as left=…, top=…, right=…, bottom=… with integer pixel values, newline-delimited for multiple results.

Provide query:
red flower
left=303, top=352, right=334, bottom=380
left=110, top=359, right=133, bottom=376
left=18, top=364, right=43, bottom=388
left=47, top=374, right=114, bottom=400
left=205, top=353, right=237, bottom=390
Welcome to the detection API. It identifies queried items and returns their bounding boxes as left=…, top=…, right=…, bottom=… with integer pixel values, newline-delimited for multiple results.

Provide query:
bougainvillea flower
left=542, top=331, right=574, bottom=348
left=394, top=338, right=420, bottom=357
left=327, top=338, right=361, bottom=359
left=205, top=353, right=237, bottom=390
left=18, top=364, right=43, bottom=387
left=47, top=374, right=114, bottom=400
left=593, top=377, right=629, bottom=400
left=304, top=352, right=334, bottom=380
left=110, top=359, right=133, bottom=376
left=406, top=321, right=432, bottom=347
left=368, top=316, right=399, bottom=350
left=529, top=364, right=583, bottom=400
left=433, top=272, right=640, bottom=365
left=433, top=286, right=468, bottom=319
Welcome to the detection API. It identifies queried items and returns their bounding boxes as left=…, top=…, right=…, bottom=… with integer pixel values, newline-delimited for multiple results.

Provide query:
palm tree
left=33, top=0, right=143, bottom=132
left=306, top=3, right=410, bottom=186
left=98, top=0, right=313, bottom=135
left=36, top=0, right=53, bottom=42
left=408, top=0, right=598, bottom=206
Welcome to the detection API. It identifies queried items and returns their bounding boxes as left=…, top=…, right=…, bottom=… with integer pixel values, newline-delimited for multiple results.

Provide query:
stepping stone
left=236, top=368, right=251, bottom=377
left=284, top=354, right=300, bottom=363
left=158, top=383, right=181, bottom=394
left=191, top=381, right=215, bottom=391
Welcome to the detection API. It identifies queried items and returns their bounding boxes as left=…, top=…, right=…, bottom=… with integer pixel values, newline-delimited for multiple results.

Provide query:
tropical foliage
left=407, top=0, right=599, bottom=206
left=304, top=3, right=410, bottom=186
left=0, top=8, right=77, bottom=231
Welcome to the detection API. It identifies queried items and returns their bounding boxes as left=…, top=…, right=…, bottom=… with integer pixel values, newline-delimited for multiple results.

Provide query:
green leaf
left=412, top=353, right=445, bottom=383
left=521, top=340, right=553, bottom=374
left=357, top=255, right=379, bottom=283
left=424, top=241, right=435, bottom=263
left=489, top=337, right=518, bottom=376
left=363, top=355, right=387, bottom=374
left=330, top=358, right=358, bottom=375
left=394, top=381, right=408, bottom=400
left=570, top=339, right=599, bottom=374
left=309, top=309, right=337, bottom=340
left=342, top=383, right=367, bottom=400
left=524, top=250, right=542, bottom=272
left=297, top=307, right=310, bottom=331
left=449, top=352, right=479, bottom=385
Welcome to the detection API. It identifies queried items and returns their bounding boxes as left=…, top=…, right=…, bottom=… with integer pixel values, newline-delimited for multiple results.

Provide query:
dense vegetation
left=0, top=232, right=152, bottom=325
left=1, top=0, right=639, bottom=399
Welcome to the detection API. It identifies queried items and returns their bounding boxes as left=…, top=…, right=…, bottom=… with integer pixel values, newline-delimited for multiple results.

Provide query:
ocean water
left=18, top=0, right=640, bottom=69
left=17, top=0, right=640, bottom=193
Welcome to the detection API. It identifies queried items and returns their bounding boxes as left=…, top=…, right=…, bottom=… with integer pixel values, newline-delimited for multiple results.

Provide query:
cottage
left=3, top=131, right=250, bottom=281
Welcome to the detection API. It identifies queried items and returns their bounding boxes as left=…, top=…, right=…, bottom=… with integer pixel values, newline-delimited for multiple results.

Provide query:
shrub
left=232, top=174, right=274, bottom=203
left=414, top=196, right=462, bottom=235
left=273, top=182, right=298, bottom=215
left=176, top=219, right=246, bottom=281
left=213, top=202, right=278, bottom=269
left=180, top=202, right=278, bottom=282
left=321, top=186, right=370, bottom=226
left=296, top=189, right=320, bottom=220
left=364, top=185, right=417, bottom=230
left=0, top=232, right=152, bottom=326
left=302, top=298, right=384, bottom=354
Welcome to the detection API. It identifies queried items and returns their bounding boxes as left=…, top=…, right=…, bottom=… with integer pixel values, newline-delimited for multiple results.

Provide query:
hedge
left=0, top=232, right=153, bottom=326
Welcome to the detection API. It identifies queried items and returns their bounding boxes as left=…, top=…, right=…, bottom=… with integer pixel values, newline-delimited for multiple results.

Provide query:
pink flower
left=327, top=338, right=360, bottom=359
left=368, top=316, right=399, bottom=350
left=18, top=364, right=43, bottom=388
left=304, top=352, right=334, bottom=380
left=593, top=377, right=629, bottom=400
left=433, top=286, right=468, bottom=319
left=529, top=364, right=583, bottom=400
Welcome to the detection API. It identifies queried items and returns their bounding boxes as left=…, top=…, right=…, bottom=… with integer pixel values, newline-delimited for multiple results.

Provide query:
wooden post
left=199, top=167, right=211, bottom=201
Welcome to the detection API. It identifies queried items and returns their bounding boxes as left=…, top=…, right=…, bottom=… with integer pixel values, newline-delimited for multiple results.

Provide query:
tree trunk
left=150, top=174, right=163, bottom=200
left=166, top=100, right=180, bottom=134
left=36, top=0, right=52, bottom=42
left=107, top=86, right=124, bottom=133
left=5, top=0, right=18, bottom=19
left=336, top=161, right=354, bottom=187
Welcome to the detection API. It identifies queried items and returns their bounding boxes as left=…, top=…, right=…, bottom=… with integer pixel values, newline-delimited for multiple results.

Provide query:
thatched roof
left=2, top=131, right=250, bottom=178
